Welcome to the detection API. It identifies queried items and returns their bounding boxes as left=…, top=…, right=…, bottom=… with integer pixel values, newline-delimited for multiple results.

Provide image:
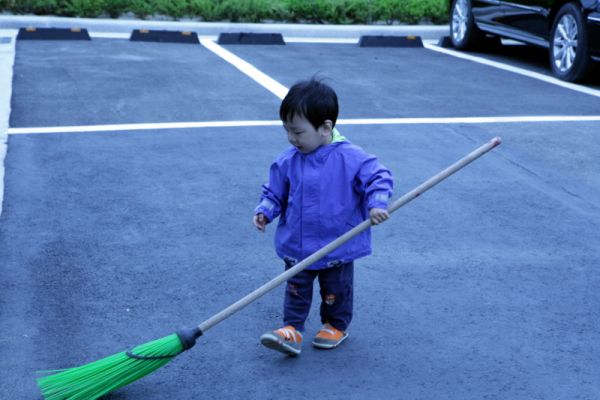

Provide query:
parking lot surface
left=1, top=33, right=599, bottom=399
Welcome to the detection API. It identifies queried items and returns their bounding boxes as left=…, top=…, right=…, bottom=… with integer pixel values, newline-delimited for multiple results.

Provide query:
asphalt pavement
left=1, top=17, right=599, bottom=400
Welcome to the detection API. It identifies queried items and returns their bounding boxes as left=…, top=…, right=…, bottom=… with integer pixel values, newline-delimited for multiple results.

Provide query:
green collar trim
left=331, top=128, right=347, bottom=143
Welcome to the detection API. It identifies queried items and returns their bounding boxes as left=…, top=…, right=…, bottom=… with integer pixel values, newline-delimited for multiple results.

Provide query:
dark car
left=449, top=0, right=600, bottom=81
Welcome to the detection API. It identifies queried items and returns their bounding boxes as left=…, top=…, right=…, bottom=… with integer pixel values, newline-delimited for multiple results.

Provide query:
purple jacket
left=255, top=138, right=394, bottom=270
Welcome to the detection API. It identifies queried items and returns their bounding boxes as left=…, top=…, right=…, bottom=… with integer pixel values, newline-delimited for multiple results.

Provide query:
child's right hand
left=253, top=213, right=269, bottom=232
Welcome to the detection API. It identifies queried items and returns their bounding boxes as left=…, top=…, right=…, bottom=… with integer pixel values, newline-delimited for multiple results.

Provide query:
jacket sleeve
left=254, top=160, right=288, bottom=222
left=355, top=155, right=394, bottom=210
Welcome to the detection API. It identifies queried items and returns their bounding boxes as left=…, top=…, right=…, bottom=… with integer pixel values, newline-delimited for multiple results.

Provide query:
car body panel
left=470, top=0, right=600, bottom=57
left=472, top=0, right=505, bottom=25
left=500, top=1, right=550, bottom=38
left=588, top=11, right=600, bottom=59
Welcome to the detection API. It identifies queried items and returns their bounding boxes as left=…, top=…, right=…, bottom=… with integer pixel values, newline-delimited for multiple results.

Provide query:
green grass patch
left=1, top=0, right=450, bottom=24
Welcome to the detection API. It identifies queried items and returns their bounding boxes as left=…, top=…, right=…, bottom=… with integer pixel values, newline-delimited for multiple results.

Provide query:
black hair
left=279, top=78, right=339, bottom=130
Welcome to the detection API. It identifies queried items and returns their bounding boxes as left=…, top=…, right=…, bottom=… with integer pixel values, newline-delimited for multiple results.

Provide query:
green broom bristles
left=37, top=333, right=185, bottom=400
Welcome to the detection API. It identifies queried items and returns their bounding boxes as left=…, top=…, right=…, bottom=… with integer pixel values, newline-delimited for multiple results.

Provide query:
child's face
left=283, top=115, right=332, bottom=154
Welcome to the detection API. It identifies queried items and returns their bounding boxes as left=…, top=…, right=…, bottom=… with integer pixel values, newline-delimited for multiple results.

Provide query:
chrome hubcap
left=553, top=14, right=578, bottom=72
left=452, top=0, right=469, bottom=42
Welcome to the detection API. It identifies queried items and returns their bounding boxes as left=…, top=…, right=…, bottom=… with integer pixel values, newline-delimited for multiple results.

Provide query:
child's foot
left=312, top=323, right=348, bottom=349
left=260, top=325, right=302, bottom=356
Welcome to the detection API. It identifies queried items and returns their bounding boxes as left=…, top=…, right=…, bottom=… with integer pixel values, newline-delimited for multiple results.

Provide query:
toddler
left=253, top=78, right=393, bottom=355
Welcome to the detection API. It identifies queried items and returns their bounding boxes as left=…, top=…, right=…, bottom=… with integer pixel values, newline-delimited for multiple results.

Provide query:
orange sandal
left=260, top=325, right=303, bottom=356
left=312, top=323, right=348, bottom=349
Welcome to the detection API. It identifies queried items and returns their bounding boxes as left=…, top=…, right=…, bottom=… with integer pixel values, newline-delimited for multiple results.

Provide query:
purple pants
left=283, top=261, right=354, bottom=332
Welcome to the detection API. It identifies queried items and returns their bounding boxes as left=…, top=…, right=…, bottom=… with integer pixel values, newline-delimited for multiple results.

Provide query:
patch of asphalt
left=0, top=29, right=17, bottom=218
left=0, top=16, right=447, bottom=219
left=0, top=15, right=448, bottom=39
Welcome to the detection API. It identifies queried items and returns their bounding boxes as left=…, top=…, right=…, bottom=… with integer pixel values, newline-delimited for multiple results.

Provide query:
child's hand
left=253, top=213, right=269, bottom=232
left=369, top=208, right=390, bottom=225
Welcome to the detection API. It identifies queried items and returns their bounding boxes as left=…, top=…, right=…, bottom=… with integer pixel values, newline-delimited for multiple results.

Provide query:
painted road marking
left=285, top=37, right=358, bottom=44
left=0, top=29, right=17, bottom=218
left=8, top=115, right=600, bottom=135
left=423, top=42, right=600, bottom=99
left=7, top=120, right=283, bottom=134
left=200, top=38, right=289, bottom=99
left=90, top=33, right=520, bottom=45
left=88, top=32, right=130, bottom=39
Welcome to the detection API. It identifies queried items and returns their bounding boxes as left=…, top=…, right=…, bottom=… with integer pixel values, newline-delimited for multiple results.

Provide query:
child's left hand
left=369, top=208, right=390, bottom=225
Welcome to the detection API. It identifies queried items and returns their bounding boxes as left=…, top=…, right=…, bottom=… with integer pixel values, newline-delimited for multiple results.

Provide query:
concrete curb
left=0, top=29, right=16, bottom=218
left=0, top=15, right=448, bottom=39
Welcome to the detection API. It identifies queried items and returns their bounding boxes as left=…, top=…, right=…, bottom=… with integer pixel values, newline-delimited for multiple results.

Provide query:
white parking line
left=7, top=120, right=283, bottom=134
left=0, top=29, right=17, bottom=217
left=285, top=37, right=358, bottom=44
left=89, top=32, right=130, bottom=40
left=200, top=38, right=289, bottom=99
left=338, top=115, right=600, bottom=124
left=423, top=42, right=600, bottom=99
left=8, top=115, right=600, bottom=135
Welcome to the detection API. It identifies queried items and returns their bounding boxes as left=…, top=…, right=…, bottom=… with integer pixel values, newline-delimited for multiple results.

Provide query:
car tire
left=549, top=2, right=593, bottom=82
left=450, top=0, right=484, bottom=50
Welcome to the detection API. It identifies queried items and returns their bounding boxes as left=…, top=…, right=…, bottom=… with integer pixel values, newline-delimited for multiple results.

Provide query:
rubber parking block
left=130, top=29, right=199, bottom=44
left=17, top=27, right=91, bottom=41
left=438, top=36, right=454, bottom=48
left=217, top=32, right=285, bottom=45
left=359, top=35, right=423, bottom=47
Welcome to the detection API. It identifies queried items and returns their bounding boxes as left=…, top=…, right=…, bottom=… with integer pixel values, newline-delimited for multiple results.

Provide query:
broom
left=37, top=137, right=502, bottom=399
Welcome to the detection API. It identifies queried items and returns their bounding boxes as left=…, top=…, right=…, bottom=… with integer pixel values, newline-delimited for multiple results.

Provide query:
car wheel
left=450, top=0, right=483, bottom=49
left=549, top=2, right=593, bottom=82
